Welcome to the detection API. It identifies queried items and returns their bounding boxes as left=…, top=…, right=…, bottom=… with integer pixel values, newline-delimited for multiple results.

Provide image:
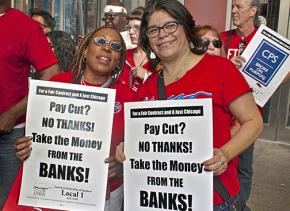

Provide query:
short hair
left=30, top=8, right=55, bottom=30
left=250, top=0, right=261, bottom=27
left=45, top=31, right=76, bottom=71
left=127, top=6, right=145, bottom=21
left=140, top=0, right=205, bottom=64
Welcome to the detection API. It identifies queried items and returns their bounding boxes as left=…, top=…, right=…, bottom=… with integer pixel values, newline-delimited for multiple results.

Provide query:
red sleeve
left=26, top=27, right=58, bottom=72
left=220, top=58, right=252, bottom=111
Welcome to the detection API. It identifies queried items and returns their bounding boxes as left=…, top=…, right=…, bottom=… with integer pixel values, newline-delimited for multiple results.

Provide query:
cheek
left=215, top=48, right=221, bottom=56
left=112, top=53, right=121, bottom=66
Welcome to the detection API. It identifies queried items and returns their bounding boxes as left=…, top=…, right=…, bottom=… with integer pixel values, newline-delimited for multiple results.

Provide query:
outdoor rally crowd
left=1, top=0, right=290, bottom=210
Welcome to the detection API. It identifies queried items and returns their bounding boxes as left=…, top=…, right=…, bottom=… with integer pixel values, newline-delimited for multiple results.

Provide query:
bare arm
left=204, top=93, right=263, bottom=175
left=0, top=63, right=59, bottom=134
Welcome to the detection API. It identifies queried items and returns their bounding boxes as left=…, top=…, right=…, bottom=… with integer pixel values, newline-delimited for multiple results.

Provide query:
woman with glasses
left=12, top=26, right=136, bottom=211
left=116, top=0, right=263, bottom=210
left=195, top=25, right=223, bottom=56
left=119, top=7, right=154, bottom=92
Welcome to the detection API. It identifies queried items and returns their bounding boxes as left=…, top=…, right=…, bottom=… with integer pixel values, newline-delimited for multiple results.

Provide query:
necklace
left=171, top=54, right=193, bottom=81
left=138, top=55, right=147, bottom=67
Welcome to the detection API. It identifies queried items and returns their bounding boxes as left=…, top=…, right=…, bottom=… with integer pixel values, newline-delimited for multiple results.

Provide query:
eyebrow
left=147, top=20, right=177, bottom=28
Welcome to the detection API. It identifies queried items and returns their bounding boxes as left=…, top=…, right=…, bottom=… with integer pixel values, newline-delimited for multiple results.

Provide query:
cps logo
left=262, top=50, right=278, bottom=63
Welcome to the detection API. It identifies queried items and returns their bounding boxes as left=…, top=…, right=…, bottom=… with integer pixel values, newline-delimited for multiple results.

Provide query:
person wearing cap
left=103, top=0, right=136, bottom=49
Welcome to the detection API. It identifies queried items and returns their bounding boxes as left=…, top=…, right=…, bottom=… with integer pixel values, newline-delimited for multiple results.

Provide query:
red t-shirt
left=137, top=54, right=251, bottom=205
left=119, top=48, right=153, bottom=92
left=0, top=8, right=58, bottom=125
left=220, top=28, right=263, bottom=114
left=220, top=28, right=257, bottom=59
left=50, top=72, right=136, bottom=192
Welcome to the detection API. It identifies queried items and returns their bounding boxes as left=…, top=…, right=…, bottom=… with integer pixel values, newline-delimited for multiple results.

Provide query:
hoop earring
left=82, top=56, right=87, bottom=64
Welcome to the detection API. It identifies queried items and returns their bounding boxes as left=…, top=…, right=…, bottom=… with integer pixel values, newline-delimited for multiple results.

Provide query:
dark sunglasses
left=202, top=39, right=222, bottom=48
left=239, top=40, right=247, bottom=55
left=93, top=36, right=122, bottom=52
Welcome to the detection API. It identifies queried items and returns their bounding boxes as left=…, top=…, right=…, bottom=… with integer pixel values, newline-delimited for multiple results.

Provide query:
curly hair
left=45, top=31, right=76, bottom=71
left=71, top=27, right=126, bottom=87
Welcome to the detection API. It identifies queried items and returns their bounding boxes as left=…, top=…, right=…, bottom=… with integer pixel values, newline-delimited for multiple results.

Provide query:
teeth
left=99, top=56, right=110, bottom=61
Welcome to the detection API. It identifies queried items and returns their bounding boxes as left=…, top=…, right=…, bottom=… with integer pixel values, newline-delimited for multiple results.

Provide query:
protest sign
left=19, top=80, right=116, bottom=211
left=124, top=99, right=213, bottom=211
left=240, top=24, right=290, bottom=107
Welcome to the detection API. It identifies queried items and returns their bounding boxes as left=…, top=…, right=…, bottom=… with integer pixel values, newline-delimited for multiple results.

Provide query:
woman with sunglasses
left=116, top=0, right=263, bottom=210
left=13, top=26, right=136, bottom=211
left=195, top=25, right=223, bottom=56
left=119, top=7, right=154, bottom=92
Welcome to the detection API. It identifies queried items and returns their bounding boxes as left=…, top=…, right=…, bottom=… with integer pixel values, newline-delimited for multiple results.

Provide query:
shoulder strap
left=224, top=29, right=235, bottom=54
left=157, top=70, right=167, bottom=100
left=213, top=176, right=231, bottom=203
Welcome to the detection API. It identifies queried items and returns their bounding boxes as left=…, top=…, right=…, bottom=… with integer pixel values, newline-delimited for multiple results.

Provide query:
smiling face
left=84, top=28, right=122, bottom=81
left=147, top=10, right=189, bottom=62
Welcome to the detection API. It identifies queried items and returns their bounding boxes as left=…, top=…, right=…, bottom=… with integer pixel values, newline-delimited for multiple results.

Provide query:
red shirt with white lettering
left=220, top=28, right=257, bottom=59
left=137, top=54, right=251, bottom=205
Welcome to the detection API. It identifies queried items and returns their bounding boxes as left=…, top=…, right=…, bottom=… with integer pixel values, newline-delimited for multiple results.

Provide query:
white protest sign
left=124, top=99, right=213, bottom=211
left=240, top=24, right=290, bottom=107
left=19, top=80, right=116, bottom=211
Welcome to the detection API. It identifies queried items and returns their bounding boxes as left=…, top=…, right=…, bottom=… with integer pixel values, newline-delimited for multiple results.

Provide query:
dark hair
left=45, top=31, right=76, bottom=71
left=30, top=8, right=55, bottom=30
left=127, top=6, right=145, bottom=21
left=140, top=0, right=205, bottom=64
left=71, top=27, right=126, bottom=87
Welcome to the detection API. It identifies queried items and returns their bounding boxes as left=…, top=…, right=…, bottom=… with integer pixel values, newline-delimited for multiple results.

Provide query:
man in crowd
left=103, top=0, right=135, bottom=49
left=0, top=0, right=59, bottom=208
left=221, top=0, right=290, bottom=203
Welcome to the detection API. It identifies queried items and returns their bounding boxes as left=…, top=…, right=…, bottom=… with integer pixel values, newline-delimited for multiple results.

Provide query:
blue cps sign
left=242, top=39, right=289, bottom=86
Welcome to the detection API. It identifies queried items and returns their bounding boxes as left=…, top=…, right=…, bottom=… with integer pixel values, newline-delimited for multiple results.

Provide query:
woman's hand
left=131, top=66, right=149, bottom=80
left=105, top=156, right=123, bottom=178
left=115, top=142, right=126, bottom=163
left=203, top=148, right=229, bottom=176
left=14, top=136, right=32, bottom=161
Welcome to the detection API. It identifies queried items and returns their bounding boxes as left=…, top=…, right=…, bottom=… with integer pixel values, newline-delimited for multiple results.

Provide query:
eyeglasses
left=146, top=21, right=179, bottom=38
left=239, top=40, right=247, bottom=55
left=93, top=36, right=122, bottom=52
left=126, top=24, right=141, bottom=32
left=202, top=39, right=222, bottom=48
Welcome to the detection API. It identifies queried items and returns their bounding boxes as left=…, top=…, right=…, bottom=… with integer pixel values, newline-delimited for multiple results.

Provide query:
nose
left=158, top=28, right=168, bottom=39
left=128, top=27, right=135, bottom=35
left=232, top=6, right=238, bottom=14
left=102, top=43, right=111, bottom=52
left=208, top=41, right=215, bottom=50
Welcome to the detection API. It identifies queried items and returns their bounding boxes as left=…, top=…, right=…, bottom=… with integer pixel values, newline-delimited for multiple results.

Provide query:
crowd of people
left=1, top=0, right=290, bottom=210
